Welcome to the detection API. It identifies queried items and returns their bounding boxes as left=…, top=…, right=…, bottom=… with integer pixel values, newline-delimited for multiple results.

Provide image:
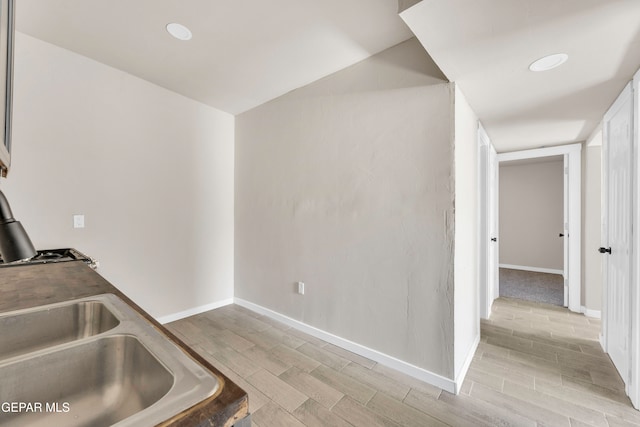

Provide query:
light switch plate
left=73, top=214, right=85, bottom=229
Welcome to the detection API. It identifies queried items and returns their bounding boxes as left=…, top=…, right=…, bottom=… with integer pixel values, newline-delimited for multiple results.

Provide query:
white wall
left=235, top=39, right=458, bottom=378
left=499, top=159, right=564, bottom=271
left=2, top=33, right=235, bottom=318
left=453, top=85, right=479, bottom=378
left=582, top=139, right=602, bottom=312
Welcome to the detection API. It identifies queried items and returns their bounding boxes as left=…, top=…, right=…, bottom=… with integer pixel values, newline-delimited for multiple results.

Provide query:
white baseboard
left=581, top=306, right=602, bottom=319
left=234, top=297, right=457, bottom=394
left=156, top=298, right=234, bottom=324
left=499, top=264, right=563, bottom=275
left=455, top=334, right=480, bottom=394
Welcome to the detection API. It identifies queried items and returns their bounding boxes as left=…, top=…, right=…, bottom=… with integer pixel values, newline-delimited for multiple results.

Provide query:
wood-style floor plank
left=279, top=367, right=345, bottom=409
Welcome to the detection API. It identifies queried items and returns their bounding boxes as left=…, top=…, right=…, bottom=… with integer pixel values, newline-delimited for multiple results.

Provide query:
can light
left=529, top=53, right=568, bottom=72
left=166, top=23, right=192, bottom=41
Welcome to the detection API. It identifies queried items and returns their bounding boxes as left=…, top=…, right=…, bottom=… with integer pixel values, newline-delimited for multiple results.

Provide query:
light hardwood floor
left=166, top=298, right=640, bottom=426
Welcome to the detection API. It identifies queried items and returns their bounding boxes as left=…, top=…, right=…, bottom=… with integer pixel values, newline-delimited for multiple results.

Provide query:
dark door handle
left=598, top=247, right=612, bottom=254
left=559, top=233, right=564, bottom=237
left=491, top=237, right=497, bottom=242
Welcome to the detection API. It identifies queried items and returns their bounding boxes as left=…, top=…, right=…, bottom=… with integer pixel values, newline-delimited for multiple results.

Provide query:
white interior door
left=630, top=68, right=640, bottom=409
left=603, top=83, right=633, bottom=384
left=489, top=145, right=499, bottom=306
left=479, top=124, right=498, bottom=319
left=479, top=130, right=490, bottom=319
left=563, top=155, right=569, bottom=307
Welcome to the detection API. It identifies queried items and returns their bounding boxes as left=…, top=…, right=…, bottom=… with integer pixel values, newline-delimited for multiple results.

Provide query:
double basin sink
left=0, top=294, right=219, bottom=427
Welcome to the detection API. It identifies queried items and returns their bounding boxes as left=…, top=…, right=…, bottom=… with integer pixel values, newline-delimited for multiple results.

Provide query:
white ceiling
left=401, top=0, right=640, bottom=152
left=15, top=0, right=413, bottom=115
left=15, top=1, right=640, bottom=154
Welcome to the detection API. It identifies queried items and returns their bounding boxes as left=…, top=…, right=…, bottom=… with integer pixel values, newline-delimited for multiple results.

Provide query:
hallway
left=473, top=298, right=634, bottom=426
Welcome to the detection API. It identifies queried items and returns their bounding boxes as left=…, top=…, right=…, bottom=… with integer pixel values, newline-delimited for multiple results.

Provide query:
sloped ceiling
left=16, top=0, right=413, bottom=115
left=401, top=0, right=640, bottom=152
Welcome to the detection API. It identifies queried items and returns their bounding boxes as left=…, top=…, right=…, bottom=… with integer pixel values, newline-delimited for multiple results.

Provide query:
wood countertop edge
left=0, top=261, right=250, bottom=427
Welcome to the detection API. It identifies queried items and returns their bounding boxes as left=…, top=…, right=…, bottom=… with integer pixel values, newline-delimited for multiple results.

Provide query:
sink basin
left=0, top=294, right=220, bottom=427
left=0, top=335, right=174, bottom=427
left=0, top=300, right=119, bottom=361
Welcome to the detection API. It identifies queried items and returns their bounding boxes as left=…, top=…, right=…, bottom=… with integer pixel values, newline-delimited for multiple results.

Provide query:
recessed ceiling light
left=166, top=23, right=192, bottom=41
left=529, top=53, right=568, bottom=72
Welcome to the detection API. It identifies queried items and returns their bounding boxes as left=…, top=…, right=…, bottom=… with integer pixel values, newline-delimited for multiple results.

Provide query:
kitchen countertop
left=0, top=260, right=250, bottom=427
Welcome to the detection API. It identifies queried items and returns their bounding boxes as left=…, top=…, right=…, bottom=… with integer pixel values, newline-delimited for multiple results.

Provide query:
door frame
left=496, top=143, right=582, bottom=313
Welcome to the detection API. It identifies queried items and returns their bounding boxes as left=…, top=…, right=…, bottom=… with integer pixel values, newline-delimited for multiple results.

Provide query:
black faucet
left=0, top=189, right=36, bottom=262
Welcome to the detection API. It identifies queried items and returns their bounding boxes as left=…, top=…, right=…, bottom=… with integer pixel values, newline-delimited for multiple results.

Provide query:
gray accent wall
left=398, top=0, right=423, bottom=13
left=499, top=159, right=564, bottom=271
left=235, top=38, right=469, bottom=378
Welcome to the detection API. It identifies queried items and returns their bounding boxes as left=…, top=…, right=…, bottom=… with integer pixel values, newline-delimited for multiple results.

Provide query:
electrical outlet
left=297, top=281, right=305, bottom=295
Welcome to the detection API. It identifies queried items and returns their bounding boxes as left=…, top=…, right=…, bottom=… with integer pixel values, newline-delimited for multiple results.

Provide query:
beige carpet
left=499, top=268, right=564, bottom=306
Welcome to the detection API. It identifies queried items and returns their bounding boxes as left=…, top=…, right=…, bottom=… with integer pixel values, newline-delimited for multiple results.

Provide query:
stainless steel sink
left=0, top=300, right=119, bottom=361
left=0, top=294, right=220, bottom=427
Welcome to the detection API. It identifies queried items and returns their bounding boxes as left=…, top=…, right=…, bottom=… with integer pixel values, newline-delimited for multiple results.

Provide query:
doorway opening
left=498, top=156, right=565, bottom=306
left=479, top=136, right=582, bottom=319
